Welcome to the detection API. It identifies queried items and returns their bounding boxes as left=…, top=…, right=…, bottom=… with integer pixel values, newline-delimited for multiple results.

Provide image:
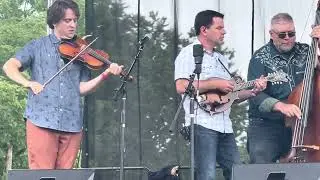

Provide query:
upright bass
left=281, top=1, right=320, bottom=162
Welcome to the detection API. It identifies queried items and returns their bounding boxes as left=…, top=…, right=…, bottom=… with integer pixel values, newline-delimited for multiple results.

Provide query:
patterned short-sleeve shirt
left=15, top=33, right=90, bottom=132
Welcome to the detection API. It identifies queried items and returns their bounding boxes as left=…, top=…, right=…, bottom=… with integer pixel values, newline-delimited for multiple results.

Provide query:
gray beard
left=275, top=44, right=294, bottom=53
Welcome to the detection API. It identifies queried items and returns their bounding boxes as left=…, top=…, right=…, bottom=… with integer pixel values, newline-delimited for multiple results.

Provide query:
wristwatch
left=197, top=94, right=207, bottom=103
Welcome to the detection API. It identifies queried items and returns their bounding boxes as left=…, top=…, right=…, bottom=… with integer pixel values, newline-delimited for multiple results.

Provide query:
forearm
left=176, top=78, right=219, bottom=94
left=259, top=97, right=280, bottom=112
left=3, top=58, right=30, bottom=87
left=235, top=90, right=254, bottom=103
left=79, top=72, right=108, bottom=95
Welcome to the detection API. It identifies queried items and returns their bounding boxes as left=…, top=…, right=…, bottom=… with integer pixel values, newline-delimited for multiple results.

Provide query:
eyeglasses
left=273, top=31, right=296, bottom=39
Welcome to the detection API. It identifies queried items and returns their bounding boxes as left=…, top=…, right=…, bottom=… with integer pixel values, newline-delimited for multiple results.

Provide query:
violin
left=58, top=36, right=133, bottom=81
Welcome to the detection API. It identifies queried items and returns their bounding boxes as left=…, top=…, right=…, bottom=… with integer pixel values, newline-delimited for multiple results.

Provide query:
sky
left=123, top=0, right=317, bottom=78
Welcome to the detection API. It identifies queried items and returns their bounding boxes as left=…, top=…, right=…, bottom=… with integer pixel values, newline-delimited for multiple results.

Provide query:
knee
left=248, top=145, right=275, bottom=163
left=195, top=167, right=216, bottom=180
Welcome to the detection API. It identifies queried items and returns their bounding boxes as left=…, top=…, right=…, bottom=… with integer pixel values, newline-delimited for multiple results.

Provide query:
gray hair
left=271, top=13, right=293, bottom=26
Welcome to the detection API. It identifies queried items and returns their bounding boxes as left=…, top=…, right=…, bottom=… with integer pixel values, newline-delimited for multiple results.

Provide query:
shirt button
left=60, top=83, right=63, bottom=86
left=59, top=108, right=63, bottom=112
left=60, top=96, right=63, bottom=99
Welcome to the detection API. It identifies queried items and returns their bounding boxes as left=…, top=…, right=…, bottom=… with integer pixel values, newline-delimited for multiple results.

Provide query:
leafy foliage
left=0, top=76, right=27, bottom=175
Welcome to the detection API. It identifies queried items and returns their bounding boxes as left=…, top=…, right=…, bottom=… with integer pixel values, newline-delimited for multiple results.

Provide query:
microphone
left=193, top=44, right=204, bottom=77
left=139, top=34, right=151, bottom=45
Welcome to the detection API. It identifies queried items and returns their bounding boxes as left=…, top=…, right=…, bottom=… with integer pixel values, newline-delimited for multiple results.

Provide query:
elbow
left=176, top=86, right=185, bottom=94
left=3, top=61, right=9, bottom=75
left=175, top=80, right=188, bottom=94
left=3, top=58, right=19, bottom=76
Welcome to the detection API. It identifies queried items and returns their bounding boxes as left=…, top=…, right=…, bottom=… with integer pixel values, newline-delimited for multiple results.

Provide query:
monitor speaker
left=232, top=163, right=320, bottom=180
left=8, top=169, right=95, bottom=180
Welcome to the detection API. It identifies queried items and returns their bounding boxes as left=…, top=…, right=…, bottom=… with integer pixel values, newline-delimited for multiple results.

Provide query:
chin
left=280, top=47, right=293, bottom=53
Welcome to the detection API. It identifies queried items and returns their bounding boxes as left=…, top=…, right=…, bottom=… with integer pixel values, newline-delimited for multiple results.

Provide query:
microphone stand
left=170, top=72, right=198, bottom=180
left=113, top=42, right=146, bottom=180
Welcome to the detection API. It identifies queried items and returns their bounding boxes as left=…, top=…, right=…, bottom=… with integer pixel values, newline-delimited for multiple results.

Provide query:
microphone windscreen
left=193, top=44, right=203, bottom=57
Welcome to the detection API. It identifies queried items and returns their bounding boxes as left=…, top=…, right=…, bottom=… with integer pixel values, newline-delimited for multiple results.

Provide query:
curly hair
left=47, top=0, right=80, bottom=29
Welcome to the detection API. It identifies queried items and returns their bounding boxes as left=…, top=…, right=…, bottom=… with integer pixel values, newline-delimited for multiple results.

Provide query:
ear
left=269, top=30, right=273, bottom=37
left=200, top=26, right=207, bottom=35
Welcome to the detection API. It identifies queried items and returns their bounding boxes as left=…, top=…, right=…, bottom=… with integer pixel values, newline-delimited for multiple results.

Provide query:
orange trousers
left=26, top=120, right=82, bottom=169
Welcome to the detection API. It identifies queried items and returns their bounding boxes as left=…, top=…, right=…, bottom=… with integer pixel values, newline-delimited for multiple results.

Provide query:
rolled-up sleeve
left=174, top=47, right=194, bottom=81
left=80, top=66, right=91, bottom=82
left=247, top=55, right=279, bottom=113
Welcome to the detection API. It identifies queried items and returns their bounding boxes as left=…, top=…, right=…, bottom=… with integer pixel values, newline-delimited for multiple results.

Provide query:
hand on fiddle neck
left=103, top=63, right=124, bottom=76
left=273, top=101, right=301, bottom=120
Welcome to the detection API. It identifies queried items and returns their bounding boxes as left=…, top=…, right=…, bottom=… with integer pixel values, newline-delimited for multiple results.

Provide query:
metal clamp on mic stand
left=113, top=34, right=150, bottom=180
left=169, top=44, right=203, bottom=180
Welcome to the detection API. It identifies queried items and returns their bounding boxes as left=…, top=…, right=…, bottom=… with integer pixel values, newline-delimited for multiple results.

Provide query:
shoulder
left=294, top=42, right=309, bottom=53
left=25, top=35, right=51, bottom=47
left=179, top=43, right=194, bottom=54
left=249, top=43, right=273, bottom=65
left=252, top=43, right=270, bottom=57
left=214, top=51, right=230, bottom=63
left=175, top=43, right=194, bottom=62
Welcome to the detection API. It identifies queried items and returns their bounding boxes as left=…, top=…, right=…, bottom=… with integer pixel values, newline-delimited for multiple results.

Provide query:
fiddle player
left=247, top=13, right=320, bottom=163
left=174, top=10, right=267, bottom=180
left=2, top=0, right=123, bottom=169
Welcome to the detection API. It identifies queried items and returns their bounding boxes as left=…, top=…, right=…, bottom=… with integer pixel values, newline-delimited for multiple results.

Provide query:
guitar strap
left=217, top=58, right=233, bottom=78
left=217, top=57, right=245, bottom=84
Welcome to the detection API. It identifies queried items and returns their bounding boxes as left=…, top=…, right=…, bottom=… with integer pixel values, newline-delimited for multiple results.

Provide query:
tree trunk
left=6, top=143, right=12, bottom=172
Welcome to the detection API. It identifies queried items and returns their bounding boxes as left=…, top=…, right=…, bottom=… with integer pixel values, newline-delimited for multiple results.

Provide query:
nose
left=70, top=19, right=77, bottom=28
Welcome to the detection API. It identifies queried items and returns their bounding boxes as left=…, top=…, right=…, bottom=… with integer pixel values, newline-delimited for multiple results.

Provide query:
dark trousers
left=194, top=125, right=240, bottom=180
left=247, top=118, right=292, bottom=163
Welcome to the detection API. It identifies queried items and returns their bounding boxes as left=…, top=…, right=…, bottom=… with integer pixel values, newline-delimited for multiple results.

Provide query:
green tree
left=0, top=0, right=47, bottom=174
left=0, top=0, right=46, bottom=68
left=0, top=76, right=27, bottom=176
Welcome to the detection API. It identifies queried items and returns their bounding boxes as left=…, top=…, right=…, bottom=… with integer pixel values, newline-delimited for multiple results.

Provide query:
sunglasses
left=273, top=31, right=296, bottom=39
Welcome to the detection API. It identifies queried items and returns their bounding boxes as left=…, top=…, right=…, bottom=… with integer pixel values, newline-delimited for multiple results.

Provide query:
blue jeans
left=194, top=125, right=240, bottom=180
left=247, top=118, right=292, bottom=163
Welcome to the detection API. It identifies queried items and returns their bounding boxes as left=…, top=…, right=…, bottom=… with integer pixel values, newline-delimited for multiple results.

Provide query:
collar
left=268, top=39, right=297, bottom=60
left=49, top=33, right=61, bottom=44
left=193, top=38, right=215, bottom=55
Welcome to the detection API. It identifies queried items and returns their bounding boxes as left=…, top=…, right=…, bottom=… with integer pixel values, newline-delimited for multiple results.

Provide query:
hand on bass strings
left=27, top=81, right=44, bottom=95
left=273, top=101, right=302, bottom=120
left=310, top=25, right=320, bottom=39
